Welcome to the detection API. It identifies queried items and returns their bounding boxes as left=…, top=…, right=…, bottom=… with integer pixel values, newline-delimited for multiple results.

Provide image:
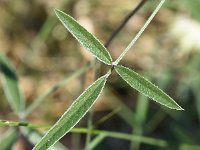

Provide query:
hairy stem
left=114, top=0, right=166, bottom=65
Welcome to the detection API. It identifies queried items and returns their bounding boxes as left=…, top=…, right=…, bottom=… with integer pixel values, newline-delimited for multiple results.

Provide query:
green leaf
left=55, top=9, right=112, bottom=65
left=21, top=128, right=68, bottom=150
left=0, top=53, right=25, bottom=115
left=0, top=128, right=17, bottom=150
left=33, top=74, right=109, bottom=150
left=115, top=65, right=183, bottom=110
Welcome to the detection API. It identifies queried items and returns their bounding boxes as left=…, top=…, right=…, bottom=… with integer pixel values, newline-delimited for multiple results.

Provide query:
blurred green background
left=0, top=0, right=200, bottom=149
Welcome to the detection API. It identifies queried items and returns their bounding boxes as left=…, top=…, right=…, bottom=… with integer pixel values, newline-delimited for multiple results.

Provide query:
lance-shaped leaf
left=33, top=74, right=109, bottom=150
left=55, top=9, right=112, bottom=65
left=0, top=53, right=25, bottom=115
left=115, top=65, right=183, bottom=110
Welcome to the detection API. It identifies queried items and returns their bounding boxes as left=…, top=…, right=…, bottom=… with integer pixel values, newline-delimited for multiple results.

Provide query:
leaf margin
left=55, top=9, right=112, bottom=65
left=33, top=73, right=109, bottom=150
left=114, top=65, right=183, bottom=110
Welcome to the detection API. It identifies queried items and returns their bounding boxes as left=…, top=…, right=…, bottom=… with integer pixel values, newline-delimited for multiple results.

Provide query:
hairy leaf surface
left=55, top=9, right=112, bottom=65
left=33, top=74, right=108, bottom=150
left=115, top=65, right=183, bottom=110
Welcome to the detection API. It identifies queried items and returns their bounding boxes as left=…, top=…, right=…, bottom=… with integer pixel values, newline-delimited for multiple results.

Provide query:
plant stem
left=130, top=93, right=149, bottom=150
left=71, top=128, right=168, bottom=148
left=114, top=0, right=166, bottom=65
left=0, top=120, right=50, bottom=129
left=105, top=0, right=148, bottom=48
left=85, top=108, right=94, bottom=149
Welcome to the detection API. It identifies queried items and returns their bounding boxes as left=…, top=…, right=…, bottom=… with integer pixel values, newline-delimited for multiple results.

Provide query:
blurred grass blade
left=0, top=53, right=25, bottom=116
left=104, top=87, right=136, bottom=126
left=71, top=128, right=168, bottom=147
left=115, top=65, right=183, bottom=110
left=21, top=128, right=68, bottom=150
left=130, top=94, right=149, bottom=150
left=25, top=63, right=91, bottom=117
left=55, top=9, right=112, bottom=65
left=94, top=107, right=121, bottom=127
left=33, top=73, right=109, bottom=150
left=0, top=128, right=17, bottom=150
left=87, top=133, right=107, bottom=150
left=179, top=144, right=200, bottom=150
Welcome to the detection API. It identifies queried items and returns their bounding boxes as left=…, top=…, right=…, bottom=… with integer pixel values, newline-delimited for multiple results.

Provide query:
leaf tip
left=54, top=8, right=58, bottom=12
left=175, top=105, right=184, bottom=111
left=169, top=100, right=184, bottom=111
left=54, top=8, right=60, bottom=16
left=167, top=103, right=184, bottom=111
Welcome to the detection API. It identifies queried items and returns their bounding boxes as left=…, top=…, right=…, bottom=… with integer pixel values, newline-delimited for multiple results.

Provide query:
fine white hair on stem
left=114, top=0, right=166, bottom=65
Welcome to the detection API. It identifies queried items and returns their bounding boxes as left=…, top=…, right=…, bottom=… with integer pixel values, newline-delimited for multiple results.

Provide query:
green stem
left=1, top=120, right=199, bottom=149
left=130, top=94, right=149, bottom=150
left=85, top=109, right=94, bottom=149
left=93, top=108, right=121, bottom=128
left=87, top=133, right=107, bottom=150
left=0, top=120, right=50, bottom=129
left=114, top=0, right=166, bottom=65
left=71, top=128, right=168, bottom=148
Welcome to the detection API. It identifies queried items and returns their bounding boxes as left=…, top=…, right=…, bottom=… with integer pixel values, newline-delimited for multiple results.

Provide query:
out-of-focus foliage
left=0, top=0, right=200, bottom=149
left=0, top=54, right=25, bottom=116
